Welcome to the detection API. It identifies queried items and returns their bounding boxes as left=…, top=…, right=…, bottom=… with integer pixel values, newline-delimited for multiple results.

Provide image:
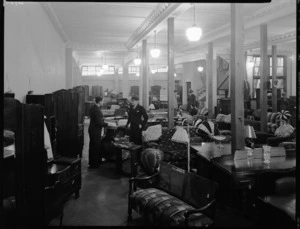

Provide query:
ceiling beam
left=125, top=3, right=193, bottom=50
left=40, top=2, right=69, bottom=43
left=178, top=0, right=295, bottom=53
left=67, top=43, right=128, bottom=52
left=245, top=30, right=296, bottom=50
left=123, top=3, right=193, bottom=65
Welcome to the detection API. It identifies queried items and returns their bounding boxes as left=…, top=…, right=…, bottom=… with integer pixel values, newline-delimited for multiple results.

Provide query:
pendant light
left=103, top=51, right=108, bottom=70
left=150, top=30, right=160, bottom=58
left=186, top=4, right=202, bottom=42
left=133, top=45, right=141, bottom=66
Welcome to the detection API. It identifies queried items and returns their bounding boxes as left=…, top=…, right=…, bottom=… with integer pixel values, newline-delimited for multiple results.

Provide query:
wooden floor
left=49, top=118, right=254, bottom=227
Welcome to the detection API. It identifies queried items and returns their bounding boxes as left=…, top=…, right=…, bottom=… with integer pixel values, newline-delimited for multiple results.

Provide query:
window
left=129, top=66, right=140, bottom=74
left=252, top=55, right=286, bottom=98
left=118, top=68, right=123, bottom=74
left=81, top=65, right=115, bottom=76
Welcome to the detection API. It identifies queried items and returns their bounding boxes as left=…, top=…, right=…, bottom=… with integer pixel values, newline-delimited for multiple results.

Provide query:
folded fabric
left=275, top=124, right=294, bottom=138
left=142, top=124, right=162, bottom=142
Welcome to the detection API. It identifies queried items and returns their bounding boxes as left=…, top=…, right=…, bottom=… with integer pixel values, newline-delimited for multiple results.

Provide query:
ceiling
left=45, top=0, right=296, bottom=68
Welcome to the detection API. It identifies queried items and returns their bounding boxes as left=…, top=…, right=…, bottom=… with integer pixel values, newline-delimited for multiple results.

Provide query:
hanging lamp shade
left=102, top=64, right=109, bottom=70
left=150, top=48, right=160, bottom=58
left=186, top=26, right=202, bottom=41
left=186, top=4, right=202, bottom=42
left=150, top=30, right=161, bottom=58
left=134, top=58, right=141, bottom=66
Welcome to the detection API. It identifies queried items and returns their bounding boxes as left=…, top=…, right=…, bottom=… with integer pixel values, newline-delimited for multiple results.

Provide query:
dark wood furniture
left=111, top=141, right=142, bottom=176
left=192, top=142, right=296, bottom=217
left=217, top=98, right=231, bottom=115
left=26, top=92, right=83, bottom=201
left=3, top=98, right=64, bottom=227
left=53, top=89, right=84, bottom=158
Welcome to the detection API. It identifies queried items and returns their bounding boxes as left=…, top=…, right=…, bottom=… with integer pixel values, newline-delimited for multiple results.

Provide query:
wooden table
left=111, top=141, right=142, bottom=177
left=191, top=142, right=296, bottom=217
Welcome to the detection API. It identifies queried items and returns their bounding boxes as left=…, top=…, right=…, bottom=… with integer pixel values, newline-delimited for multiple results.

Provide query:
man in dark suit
left=125, top=96, right=148, bottom=145
left=88, top=96, right=108, bottom=168
left=187, top=89, right=198, bottom=116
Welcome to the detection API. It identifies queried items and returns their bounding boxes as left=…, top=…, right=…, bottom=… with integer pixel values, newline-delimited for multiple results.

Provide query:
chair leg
left=59, top=212, right=64, bottom=227
left=75, top=190, right=80, bottom=199
left=128, top=197, right=132, bottom=221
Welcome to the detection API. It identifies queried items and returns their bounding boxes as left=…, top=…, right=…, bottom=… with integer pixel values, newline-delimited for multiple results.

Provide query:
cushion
left=276, top=110, right=291, bottom=122
left=142, top=124, right=162, bottom=142
left=275, top=124, right=294, bottom=138
left=197, top=120, right=215, bottom=136
left=224, top=114, right=231, bottom=123
left=141, top=148, right=164, bottom=175
left=131, top=188, right=213, bottom=227
left=216, top=114, right=226, bottom=122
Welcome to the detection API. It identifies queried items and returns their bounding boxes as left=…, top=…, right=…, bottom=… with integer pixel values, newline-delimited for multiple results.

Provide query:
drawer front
left=231, top=175, right=255, bottom=189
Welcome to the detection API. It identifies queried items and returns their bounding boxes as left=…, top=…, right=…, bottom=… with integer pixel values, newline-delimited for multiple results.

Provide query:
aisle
left=49, top=119, right=144, bottom=226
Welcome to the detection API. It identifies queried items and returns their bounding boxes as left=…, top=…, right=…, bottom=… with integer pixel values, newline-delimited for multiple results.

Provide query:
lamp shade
left=150, top=48, right=160, bottom=58
left=133, top=58, right=141, bottom=66
left=197, top=66, right=204, bottom=72
left=102, top=64, right=109, bottom=70
left=186, top=26, right=202, bottom=41
left=244, top=125, right=256, bottom=139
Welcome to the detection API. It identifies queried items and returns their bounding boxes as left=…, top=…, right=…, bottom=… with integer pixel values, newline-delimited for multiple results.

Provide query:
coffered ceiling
left=42, top=0, right=296, bottom=68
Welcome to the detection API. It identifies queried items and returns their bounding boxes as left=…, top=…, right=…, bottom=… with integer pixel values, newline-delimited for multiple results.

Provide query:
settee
left=128, top=161, right=218, bottom=226
left=143, top=127, right=202, bottom=170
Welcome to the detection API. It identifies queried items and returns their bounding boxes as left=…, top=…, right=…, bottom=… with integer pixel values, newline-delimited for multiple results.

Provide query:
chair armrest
left=129, top=172, right=159, bottom=194
left=219, top=130, right=231, bottom=136
left=184, top=199, right=216, bottom=226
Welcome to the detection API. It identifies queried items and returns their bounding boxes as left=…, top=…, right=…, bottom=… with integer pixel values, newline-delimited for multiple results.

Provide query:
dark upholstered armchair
left=254, top=169, right=296, bottom=228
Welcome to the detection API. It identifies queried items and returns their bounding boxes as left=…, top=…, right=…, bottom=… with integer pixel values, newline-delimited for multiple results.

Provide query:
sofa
left=128, top=161, right=218, bottom=226
left=143, top=127, right=202, bottom=170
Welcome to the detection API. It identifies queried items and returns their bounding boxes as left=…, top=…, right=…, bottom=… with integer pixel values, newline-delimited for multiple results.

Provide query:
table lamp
left=244, top=125, right=256, bottom=148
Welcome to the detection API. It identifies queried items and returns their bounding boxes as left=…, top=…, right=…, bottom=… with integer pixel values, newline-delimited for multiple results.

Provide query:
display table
left=191, top=142, right=296, bottom=217
left=111, top=140, right=142, bottom=176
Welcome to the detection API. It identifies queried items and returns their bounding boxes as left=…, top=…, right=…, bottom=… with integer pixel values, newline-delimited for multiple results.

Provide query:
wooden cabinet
left=217, top=98, right=231, bottom=115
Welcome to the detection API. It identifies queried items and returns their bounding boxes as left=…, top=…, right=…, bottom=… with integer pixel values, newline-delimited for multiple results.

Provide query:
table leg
left=115, top=148, right=123, bottom=174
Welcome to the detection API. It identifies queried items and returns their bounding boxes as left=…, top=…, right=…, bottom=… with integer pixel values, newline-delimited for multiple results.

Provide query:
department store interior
left=2, top=1, right=297, bottom=227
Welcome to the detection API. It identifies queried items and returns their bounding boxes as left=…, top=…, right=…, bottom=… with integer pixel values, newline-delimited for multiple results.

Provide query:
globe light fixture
left=136, top=72, right=140, bottom=77
left=151, top=69, right=156, bottom=74
left=186, top=4, right=202, bottom=42
left=150, top=30, right=161, bottom=58
left=197, top=66, right=203, bottom=72
left=134, top=58, right=141, bottom=66
left=174, top=73, right=177, bottom=77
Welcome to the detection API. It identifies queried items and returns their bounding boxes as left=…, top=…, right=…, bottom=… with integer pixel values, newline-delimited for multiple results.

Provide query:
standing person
left=125, top=96, right=148, bottom=145
left=187, top=89, right=197, bottom=116
left=174, top=90, right=178, bottom=110
left=88, top=96, right=108, bottom=168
